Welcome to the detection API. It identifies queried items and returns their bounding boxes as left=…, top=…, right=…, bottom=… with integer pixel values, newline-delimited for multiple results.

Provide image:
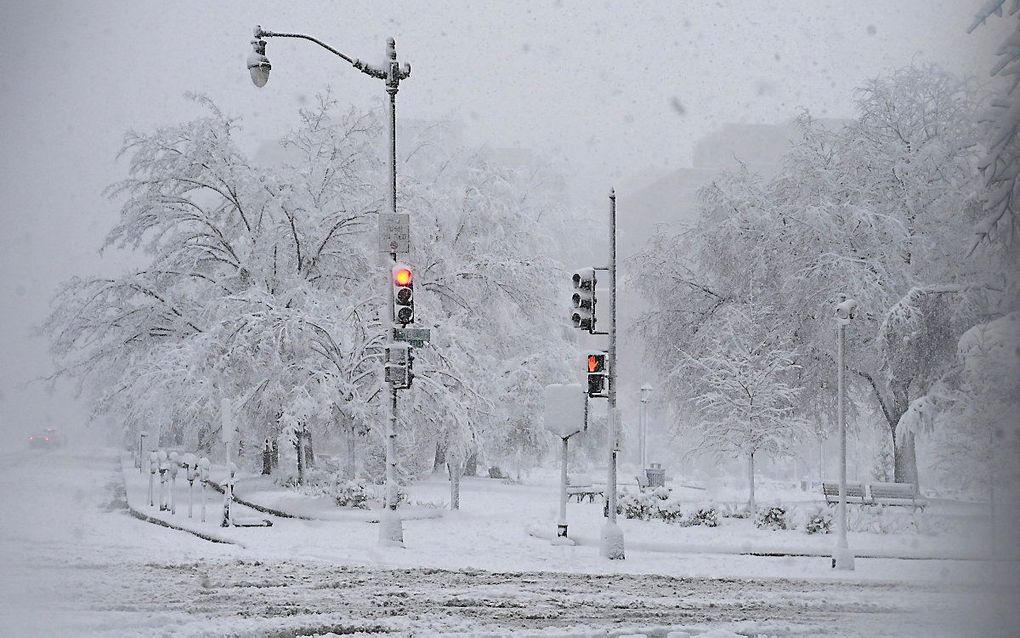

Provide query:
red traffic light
left=394, top=267, right=412, bottom=286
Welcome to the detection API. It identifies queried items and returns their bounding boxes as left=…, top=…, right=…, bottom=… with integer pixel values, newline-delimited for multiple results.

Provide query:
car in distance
left=28, top=427, right=62, bottom=449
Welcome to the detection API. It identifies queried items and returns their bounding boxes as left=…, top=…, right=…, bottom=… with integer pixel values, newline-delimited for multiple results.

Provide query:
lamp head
left=834, top=298, right=858, bottom=325
left=248, top=38, right=271, bottom=88
left=640, top=383, right=654, bottom=402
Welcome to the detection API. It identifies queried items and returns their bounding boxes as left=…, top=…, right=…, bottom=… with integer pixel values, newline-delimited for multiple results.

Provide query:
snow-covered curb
left=526, top=523, right=1002, bottom=561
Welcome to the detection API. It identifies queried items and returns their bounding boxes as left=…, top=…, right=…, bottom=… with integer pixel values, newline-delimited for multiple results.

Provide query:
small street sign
left=379, top=212, right=410, bottom=253
left=393, top=327, right=431, bottom=347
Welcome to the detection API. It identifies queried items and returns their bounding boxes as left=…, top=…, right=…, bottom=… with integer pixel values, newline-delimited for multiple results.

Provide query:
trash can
left=645, top=463, right=665, bottom=488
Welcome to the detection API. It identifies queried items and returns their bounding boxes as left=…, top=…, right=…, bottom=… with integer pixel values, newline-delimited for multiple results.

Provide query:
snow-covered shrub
left=719, top=503, right=751, bottom=519
left=653, top=497, right=686, bottom=524
left=689, top=505, right=720, bottom=527
left=804, top=506, right=833, bottom=534
left=618, top=490, right=653, bottom=520
left=755, top=504, right=790, bottom=530
left=333, top=479, right=368, bottom=509
left=651, top=486, right=672, bottom=500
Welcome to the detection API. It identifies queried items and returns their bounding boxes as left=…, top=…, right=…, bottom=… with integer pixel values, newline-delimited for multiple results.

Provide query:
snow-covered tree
left=674, top=304, right=808, bottom=514
left=633, top=65, right=988, bottom=488
left=969, top=0, right=1020, bottom=247
left=45, top=95, right=578, bottom=492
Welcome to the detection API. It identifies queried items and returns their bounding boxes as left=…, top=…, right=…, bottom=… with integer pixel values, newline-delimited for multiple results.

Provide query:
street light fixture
left=246, top=24, right=411, bottom=547
left=832, top=295, right=858, bottom=571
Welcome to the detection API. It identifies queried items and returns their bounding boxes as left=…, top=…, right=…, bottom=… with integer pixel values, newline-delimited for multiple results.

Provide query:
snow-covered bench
left=566, top=475, right=603, bottom=503
left=868, top=482, right=927, bottom=510
left=821, top=481, right=927, bottom=509
left=822, top=481, right=867, bottom=504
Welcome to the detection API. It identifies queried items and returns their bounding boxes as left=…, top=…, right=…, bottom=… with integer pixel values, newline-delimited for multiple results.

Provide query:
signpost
left=544, top=383, right=588, bottom=544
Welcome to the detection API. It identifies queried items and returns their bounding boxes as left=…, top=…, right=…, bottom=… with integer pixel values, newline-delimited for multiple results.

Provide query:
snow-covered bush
left=651, top=486, right=672, bottom=500
left=719, top=503, right=751, bottom=519
left=755, top=504, right=790, bottom=530
left=333, top=479, right=369, bottom=509
left=688, top=506, right=720, bottom=527
left=653, top=497, right=686, bottom=524
left=804, top=506, right=833, bottom=534
left=618, top=490, right=654, bottom=520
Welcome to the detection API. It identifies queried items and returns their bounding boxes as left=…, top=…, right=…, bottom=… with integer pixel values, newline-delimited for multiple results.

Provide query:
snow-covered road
left=1, top=447, right=1016, bottom=636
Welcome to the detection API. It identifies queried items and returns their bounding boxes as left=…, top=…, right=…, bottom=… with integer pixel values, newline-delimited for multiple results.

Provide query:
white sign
left=379, top=213, right=410, bottom=253
left=543, top=384, right=587, bottom=438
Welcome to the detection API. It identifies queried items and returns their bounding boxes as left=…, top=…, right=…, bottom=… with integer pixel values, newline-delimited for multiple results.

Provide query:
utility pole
left=601, top=188, right=625, bottom=560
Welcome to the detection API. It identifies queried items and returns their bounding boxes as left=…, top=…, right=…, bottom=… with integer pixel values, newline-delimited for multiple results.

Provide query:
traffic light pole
left=379, top=39, right=406, bottom=547
left=600, top=188, right=625, bottom=560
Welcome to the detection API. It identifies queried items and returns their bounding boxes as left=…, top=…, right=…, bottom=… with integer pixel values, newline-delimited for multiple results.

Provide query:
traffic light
left=586, top=351, right=608, bottom=398
left=384, top=343, right=413, bottom=389
left=392, top=263, right=414, bottom=325
left=571, top=267, right=597, bottom=332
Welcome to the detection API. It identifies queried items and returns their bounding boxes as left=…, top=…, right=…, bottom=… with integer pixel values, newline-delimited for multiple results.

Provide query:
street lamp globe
left=247, top=38, right=271, bottom=87
left=640, top=383, right=653, bottom=403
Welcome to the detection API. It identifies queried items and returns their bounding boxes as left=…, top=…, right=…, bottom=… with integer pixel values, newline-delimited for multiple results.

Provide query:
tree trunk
left=304, top=429, right=314, bottom=468
left=346, top=428, right=357, bottom=480
left=464, top=451, right=478, bottom=477
left=448, top=457, right=462, bottom=510
left=893, top=431, right=918, bottom=489
left=295, top=433, right=305, bottom=486
left=747, top=451, right=756, bottom=516
left=433, top=442, right=447, bottom=473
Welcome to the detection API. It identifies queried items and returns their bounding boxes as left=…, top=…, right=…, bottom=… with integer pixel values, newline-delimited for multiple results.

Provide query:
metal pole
left=601, top=188, right=625, bottom=559
left=378, top=37, right=404, bottom=547
left=639, top=397, right=647, bottom=470
left=558, top=437, right=568, bottom=538
left=833, top=321, right=854, bottom=570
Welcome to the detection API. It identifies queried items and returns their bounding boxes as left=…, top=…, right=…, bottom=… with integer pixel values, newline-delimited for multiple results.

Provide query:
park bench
left=867, top=482, right=927, bottom=510
left=566, top=475, right=603, bottom=503
left=822, top=481, right=867, bottom=505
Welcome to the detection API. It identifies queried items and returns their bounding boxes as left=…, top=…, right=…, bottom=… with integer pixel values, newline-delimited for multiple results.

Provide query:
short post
left=157, top=450, right=169, bottom=510
left=221, top=462, right=236, bottom=527
left=184, top=454, right=196, bottom=519
left=168, top=452, right=179, bottom=515
left=199, top=457, right=210, bottom=523
left=148, top=451, right=158, bottom=507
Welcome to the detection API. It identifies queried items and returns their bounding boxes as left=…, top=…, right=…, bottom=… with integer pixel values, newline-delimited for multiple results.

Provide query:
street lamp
left=832, top=295, right=858, bottom=571
left=639, top=383, right=653, bottom=470
left=247, top=24, right=411, bottom=547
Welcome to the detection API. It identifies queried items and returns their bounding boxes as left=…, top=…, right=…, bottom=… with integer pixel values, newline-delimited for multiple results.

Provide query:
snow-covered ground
left=2, top=445, right=1019, bottom=636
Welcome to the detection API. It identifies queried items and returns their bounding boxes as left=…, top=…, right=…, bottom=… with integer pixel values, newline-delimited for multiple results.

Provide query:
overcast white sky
left=0, top=1, right=1008, bottom=438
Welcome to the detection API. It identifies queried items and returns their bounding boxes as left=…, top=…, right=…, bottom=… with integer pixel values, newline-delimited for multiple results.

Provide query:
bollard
left=158, top=450, right=169, bottom=511
left=199, top=457, right=210, bottom=523
left=148, top=451, right=158, bottom=507
left=168, top=452, right=179, bottom=515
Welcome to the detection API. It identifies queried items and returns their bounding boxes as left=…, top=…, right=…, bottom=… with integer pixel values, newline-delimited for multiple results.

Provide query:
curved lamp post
left=246, top=25, right=411, bottom=547
left=832, top=296, right=858, bottom=571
